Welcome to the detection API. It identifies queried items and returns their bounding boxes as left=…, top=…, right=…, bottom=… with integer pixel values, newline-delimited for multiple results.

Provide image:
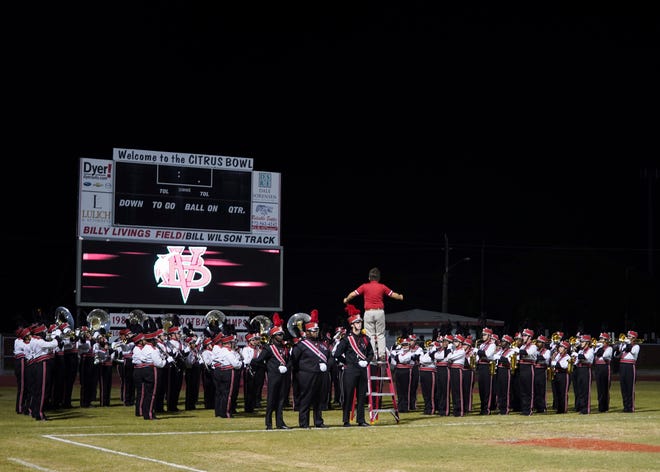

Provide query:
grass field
left=1, top=380, right=659, bottom=472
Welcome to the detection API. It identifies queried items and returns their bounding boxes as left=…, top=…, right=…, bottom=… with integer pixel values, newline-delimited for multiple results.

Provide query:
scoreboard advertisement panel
left=76, top=238, right=283, bottom=311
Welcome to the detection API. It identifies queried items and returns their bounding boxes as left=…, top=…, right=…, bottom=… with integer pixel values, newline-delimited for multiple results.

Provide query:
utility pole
left=442, top=233, right=470, bottom=313
left=442, top=234, right=449, bottom=313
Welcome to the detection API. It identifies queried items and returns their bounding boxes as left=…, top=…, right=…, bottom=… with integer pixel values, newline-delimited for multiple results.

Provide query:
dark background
left=5, top=3, right=658, bottom=338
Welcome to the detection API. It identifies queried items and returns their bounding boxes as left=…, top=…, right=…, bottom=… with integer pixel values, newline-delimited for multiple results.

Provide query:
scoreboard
left=113, top=161, right=252, bottom=232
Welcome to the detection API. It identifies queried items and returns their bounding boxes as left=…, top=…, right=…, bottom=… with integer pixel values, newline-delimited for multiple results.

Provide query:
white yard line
left=42, top=435, right=206, bottom=472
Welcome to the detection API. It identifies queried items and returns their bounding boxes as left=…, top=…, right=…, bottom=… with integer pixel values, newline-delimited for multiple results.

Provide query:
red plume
left=272, top=312, right=282, bottom=327
left=310, top=309, right=319, bottom=323
left=344, top=304, right=360, bottom=317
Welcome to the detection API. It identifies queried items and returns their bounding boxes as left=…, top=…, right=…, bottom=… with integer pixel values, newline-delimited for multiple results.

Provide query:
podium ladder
left=366, top=356, right=399, bottom=424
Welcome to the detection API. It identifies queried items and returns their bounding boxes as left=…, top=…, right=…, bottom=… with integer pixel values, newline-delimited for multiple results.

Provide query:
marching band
left=11, top=306, right=645, bottom=424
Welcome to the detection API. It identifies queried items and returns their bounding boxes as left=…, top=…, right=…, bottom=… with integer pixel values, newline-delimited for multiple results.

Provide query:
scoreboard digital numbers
left=113, top=161, right=252, bottom=232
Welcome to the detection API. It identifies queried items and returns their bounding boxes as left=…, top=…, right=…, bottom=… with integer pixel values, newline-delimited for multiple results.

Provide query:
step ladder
left=366, top=356, right=399, bottom=424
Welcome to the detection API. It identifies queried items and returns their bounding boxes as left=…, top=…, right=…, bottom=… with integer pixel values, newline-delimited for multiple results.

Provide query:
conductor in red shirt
left=343, top=267, right=403, bottom=361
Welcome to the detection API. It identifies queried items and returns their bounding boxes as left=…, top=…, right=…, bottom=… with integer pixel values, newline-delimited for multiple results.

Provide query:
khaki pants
left=363, top=309, right=386, bottom=359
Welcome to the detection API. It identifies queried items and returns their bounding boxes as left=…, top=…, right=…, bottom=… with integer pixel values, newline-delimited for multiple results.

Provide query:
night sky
left=6, top=4, right=658, bottom=337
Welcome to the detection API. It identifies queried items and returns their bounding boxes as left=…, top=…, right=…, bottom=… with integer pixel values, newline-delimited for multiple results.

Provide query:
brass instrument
left=287, top=312, right=310, bottom=339
left=162, top=313, right=176, bottom=331
left=128, top=309, right=147, bottom=326
left=87, top=308, right=110, bottom=333
left=547, top=366, right=555, bottom=381
left=424, top=339, right=433, bottom=349
left=510, top=352, right=518, bottom=371
left=205, top=309, right=226, bottom=328
left=567, top=356, right=575, bottom=374
left=589, top=337, right=598, bottom=348
left=55, top=306, right=75, bottom=329
left=617, top=332, right=643, bottom=344
left=489, top=360, right=496, bottom=376
left=250, top=315, right=273, bottom=343
left=551, top=331, right=562, bottom=344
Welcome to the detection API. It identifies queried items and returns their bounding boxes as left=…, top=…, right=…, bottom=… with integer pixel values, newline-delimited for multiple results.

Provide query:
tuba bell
left=87, top=308, right=110, bottom=333
left=55, top=306, right=75, bottom=329
left=287, top=312, right=310, bottom=339
left=128, top=309, right=147, bottom=326
left=250, top=315, right=272, bottom=341
left=205, top=309, right=226, bottom=328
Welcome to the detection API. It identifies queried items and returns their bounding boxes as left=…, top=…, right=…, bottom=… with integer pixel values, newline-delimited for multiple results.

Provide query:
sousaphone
left=287, top=312, right=311, bottom=339
left=87, top=308, right=110, bottom=333
left=55, top=306, right=75, bottom=329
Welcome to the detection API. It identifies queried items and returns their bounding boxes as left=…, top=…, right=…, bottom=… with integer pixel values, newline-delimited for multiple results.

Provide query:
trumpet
left=618, top=333, right=644, bottom=344
left=551, top=331, right=562, bottom=344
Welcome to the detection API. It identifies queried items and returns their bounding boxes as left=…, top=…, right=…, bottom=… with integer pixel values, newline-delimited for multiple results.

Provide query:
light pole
left=442, top=234, right=471, bottom=313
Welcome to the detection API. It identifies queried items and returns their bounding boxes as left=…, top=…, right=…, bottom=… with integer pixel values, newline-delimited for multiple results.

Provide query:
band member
left=475, top=327, right=497, bottom=415
left=27, top=324, right=59, bottom=421
left=593, top=332, right=613, bottom=412
left=615, top=330, right=641, bottom=413
left=462, top=336, right=476, bottom=414
left=164, top=326, right=185, bottom=412
left=418, top=340, right=438, bottom=415
left=77, top=326, right=96, bottom=408
left=550, top=340, right=572, bottom=414
left=572, top=334, right=594, bottom=414
left=211, top=334, right=242, bottom=418
left=290, top=312, right=334, bottom=428
left=183, top=334, right=202, bottom=410
left=241, top=333, right=265, bottom=413
left=59, top=323, right=79, bottom=408
left=445, top=334, right=467, bottom=417
left=509, top=332, right=523, bottom=411
left=516, top=328, right=538, bottom=416
left=494, top=334, right=516, bottom=415
left=489, top=334, right=501, bottom=412
left=112, top=328, right=135, bottom=406
left=133, top=332, right=168, bottom=420
left=93, top=332, right=114, bottom=407
left=229, top=337, right=244, bottom=415
left=390, top=337, right=414, bottom=413
left=533, top=335, right=551, bottom=413
left=408, top=334, right=423, bottom=411
left=200, top=337, right=217, bottom=409
left=252, top=315, right=291, bottom=430
left=433, top=334, right=453, bottom=416
left=13, top=327, right=31, bottom=415
left=330, top=326, right=346, bottom=407
left=333, top=305, right=373, bottom=426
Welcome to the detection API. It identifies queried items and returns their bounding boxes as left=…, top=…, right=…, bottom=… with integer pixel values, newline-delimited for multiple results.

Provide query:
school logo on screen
left=153, top=246, right=212, bottom=303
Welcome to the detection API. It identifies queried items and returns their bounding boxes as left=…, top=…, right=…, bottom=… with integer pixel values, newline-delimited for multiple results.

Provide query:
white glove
left=278, top=365, right=288, bottom=374
left=358, top=360, right=368, bottom=368
left=166, top=356, right=174, bottom=363
left=319, top=362, right=327, bottom=372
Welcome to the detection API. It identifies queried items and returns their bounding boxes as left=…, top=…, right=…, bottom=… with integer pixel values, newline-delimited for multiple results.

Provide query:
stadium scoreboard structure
left=76, top=148, right=282, bottom=311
